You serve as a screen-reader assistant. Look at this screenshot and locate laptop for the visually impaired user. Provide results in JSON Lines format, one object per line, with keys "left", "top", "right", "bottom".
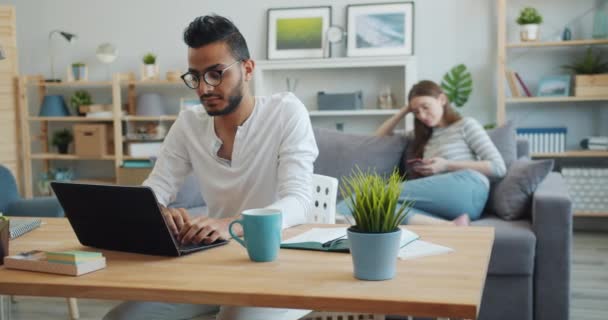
{"left": 50, "top": 182, "right": 228, "bottom": 256}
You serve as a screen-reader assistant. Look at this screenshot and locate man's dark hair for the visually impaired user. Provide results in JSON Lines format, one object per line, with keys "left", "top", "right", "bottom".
{"left": 183, "top": 15, "right": 250, "bottom": 60}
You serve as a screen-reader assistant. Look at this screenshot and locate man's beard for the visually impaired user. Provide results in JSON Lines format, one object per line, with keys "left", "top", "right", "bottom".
{"left": 201, "top": 74, "right": 244, "bottom": 117}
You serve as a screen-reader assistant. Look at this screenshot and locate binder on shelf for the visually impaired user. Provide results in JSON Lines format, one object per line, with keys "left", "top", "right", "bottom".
{"left": 505, "top": 70, "right": 521, "bottom": 97}
{"left": 516, "top": 127, "right": 567, "bottom": 154}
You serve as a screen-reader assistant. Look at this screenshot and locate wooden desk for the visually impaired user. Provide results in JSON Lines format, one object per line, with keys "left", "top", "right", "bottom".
{"left": 0, "top": 219, "right": 494, "bottom": 319}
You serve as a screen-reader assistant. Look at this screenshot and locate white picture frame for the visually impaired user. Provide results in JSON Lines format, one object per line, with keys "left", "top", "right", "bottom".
{"left": 347, "top": 2, "right": 414, "bottom": 57}
{"left": 267, "top": 6, "right": 332, "bottom": 60}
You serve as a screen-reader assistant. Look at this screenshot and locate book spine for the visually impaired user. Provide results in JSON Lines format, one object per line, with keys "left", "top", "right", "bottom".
{"left": 506, "top": 70, "right": 521, "bottom": 97}
{"left": 514, "top": 72, "right": 532, "bottom": 97}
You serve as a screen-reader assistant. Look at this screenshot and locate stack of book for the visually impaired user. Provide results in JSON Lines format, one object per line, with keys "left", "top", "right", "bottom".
{"left": 581, "top": 136, "right": 608, "bottom": 151}
{"left": 505, "top": 70, "right": 532, "bottom": 97}
{"left": 4, "top": 250, "right": 106, "bottom": 276}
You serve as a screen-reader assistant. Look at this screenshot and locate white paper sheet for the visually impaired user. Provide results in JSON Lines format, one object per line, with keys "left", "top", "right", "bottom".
{"left": 398, "top": 240, "right": 454, "bottom": 260}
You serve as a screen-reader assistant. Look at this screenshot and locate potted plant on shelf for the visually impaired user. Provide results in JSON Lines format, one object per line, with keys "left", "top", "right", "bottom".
{"left": 51, "top": 128, "right": 73, "bottom": 154}
{"left": 516, "top": 7, "right": 543, "bottom": 42}
{"left": 562, "top": 47, "right": 608, "bottom": 97}
{"left": 70, "top": 62, "right": 88, "bottom": 81}
{"left": 340, "top": 168, "right": 412, "bottom": 281}
{"left": 70, "top": 90, "right": 93, "bottom": 116}
{"left": 142, "top": 52, "right": 159, "bottom": 80}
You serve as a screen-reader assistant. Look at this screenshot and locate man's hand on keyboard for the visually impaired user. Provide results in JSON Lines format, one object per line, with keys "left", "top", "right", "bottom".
{"left": 160, "top": 206, "right": 191, "bottom": 236}
{"left": 178, "top": 216, "right": 240, "bottom": 245}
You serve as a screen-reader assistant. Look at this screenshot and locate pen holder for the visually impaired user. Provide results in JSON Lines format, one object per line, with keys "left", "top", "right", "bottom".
{"left": 0, "top": 218, "right": 9, "bottom": 265}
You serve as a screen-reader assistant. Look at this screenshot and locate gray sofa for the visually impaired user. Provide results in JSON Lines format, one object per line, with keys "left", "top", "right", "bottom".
{"left": 171, "top": 128, "right": 572, "bottom": 320}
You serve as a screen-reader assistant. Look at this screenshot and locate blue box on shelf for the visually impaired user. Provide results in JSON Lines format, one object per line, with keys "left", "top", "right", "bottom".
{"left": 317, "top": 91, "right": 363, "bottom": 111}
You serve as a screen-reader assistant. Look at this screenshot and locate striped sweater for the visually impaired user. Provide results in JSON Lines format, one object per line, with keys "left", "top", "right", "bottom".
{"left": 423, "top": 117, "right": 506, "bottom": 179}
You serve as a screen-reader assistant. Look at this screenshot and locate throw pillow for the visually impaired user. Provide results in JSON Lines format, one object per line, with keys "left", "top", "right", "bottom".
{"left": 491, "top": 158, "right": 554, "bottom": 220}
{"left": 487, "top": 121, "right": 517, "bottom": 169}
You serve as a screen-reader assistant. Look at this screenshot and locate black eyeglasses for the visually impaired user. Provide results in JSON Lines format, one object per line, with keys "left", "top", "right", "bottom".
{"left": 181, "top": 60, "right": 241, "bottom": 89}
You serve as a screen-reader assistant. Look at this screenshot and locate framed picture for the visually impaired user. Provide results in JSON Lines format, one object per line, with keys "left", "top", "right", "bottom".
{"left": 180, "top": 98, "right": 200, "bottom": 112}
{"left": 346, "top": 2, "right": 414, "bottom": 57}
{"left": 537, "top": 75, "right": 571, "bottom": 97}
{"left": 267, "top": 6, "right": 332, "bottom": 60}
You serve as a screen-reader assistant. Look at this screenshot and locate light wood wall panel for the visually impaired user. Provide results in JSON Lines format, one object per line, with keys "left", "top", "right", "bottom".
{"left": 0, "top": 5, "right": 21, "bottom": 192}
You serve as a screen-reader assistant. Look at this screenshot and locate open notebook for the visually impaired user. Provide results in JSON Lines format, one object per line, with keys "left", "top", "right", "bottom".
{"left": 281, "top": 227, "right": 453, "bottom": 259}
{"left": 9, "top": 218, "right": 42, "bottom": 240}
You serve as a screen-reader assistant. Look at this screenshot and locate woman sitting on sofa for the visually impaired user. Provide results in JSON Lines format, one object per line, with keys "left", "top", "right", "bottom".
{"left": 339, "top": 80, "right": 506, "bottom": 226}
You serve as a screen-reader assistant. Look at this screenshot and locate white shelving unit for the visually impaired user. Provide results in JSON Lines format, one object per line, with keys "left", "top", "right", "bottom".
{"left": 254, "top": 56, "right": 417, "bottom": 133}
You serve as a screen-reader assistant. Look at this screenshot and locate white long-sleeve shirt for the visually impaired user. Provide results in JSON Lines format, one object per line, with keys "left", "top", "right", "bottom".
{"left": 143, "top": 92, "right": 319, "bottom": 229}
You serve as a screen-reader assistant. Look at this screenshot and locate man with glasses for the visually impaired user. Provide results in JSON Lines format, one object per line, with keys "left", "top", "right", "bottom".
{"left": 103, "top": 14, "right": 318, "bottom": 320}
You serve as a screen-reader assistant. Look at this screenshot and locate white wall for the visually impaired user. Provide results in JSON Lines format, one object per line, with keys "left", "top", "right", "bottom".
{"left": 2, "top": 0, "right": 498, "bottom": 125}
{"left": 2, "top": 0, "right": 604, "bottom": 140}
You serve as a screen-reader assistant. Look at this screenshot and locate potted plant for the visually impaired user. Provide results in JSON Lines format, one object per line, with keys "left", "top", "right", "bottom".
{"left": 71, "top": 62, "right": 87, "bottom": 81}
{"left": 516, "top": 7, "right": 543, "bottom": 42}
{"left": 51, "top": 128, "right": 73, "bottom": 154}
{"left": 70, "top": 90, "right": 93, "bottom": 116}
{"left": 340, "top": 168, "right": 412, "bottom": 281}
{"left": 142, "top": 52, "right": 159, "bottom": 80}
{"left": 562, "top": 48, "right": 608, "bottom": 97}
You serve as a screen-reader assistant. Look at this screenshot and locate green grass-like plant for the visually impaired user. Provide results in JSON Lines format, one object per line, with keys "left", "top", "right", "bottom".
{"left": 516, "top": 7, "right": 543, "bottom": 25}
{"left": 71, "top": 62, "right": 85, "bottom": 67}
{"left": 441, "top": 64, "right": 473, "bottom": 108}
{"left": 562, "top": 48, "right": 608, "bottom": 75}
{"left": 70, "top": 90, "right": 93, "bottom": 114}
{"left": 143, "top": 53, "right": 157, "bottom": 65}
{"left": 339, "top": 168, "right": 412, "bottom": 233}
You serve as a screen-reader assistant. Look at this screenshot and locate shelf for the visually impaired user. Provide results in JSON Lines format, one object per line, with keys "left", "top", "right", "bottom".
{"left": 124, "top": 80, "right": 182, "bottom": 86}
{"left": 532, "top": 151, "right": 608, "bottom": 158}
{"left": 308, "top": 109, "right": 399, "bottom": 117}
{"left": 575, "top": 211, "right": 608, "bottom": 217}
{"left": 506, "top": 96, "right": 608, "bottom": 103}
{"left": 30, "top": 153, "right": 116, "bottom": 160}
{"left": 30, "top": 81, "right": 113, "bottom": 87}
{"left": 123, "top": 115, "right": 178, "bottom": 121}
{"left": 256, "top": 56, "right": 416, "bottom": 70}
{"left": 72, "top": 178, "right": 117, "bottom": 185}
{"left": 123, "top": 156, "right": 153, "bottom": 161}
{"left": 507, "top": 39, "right": 608, "bottom": 49}
{"left": 29, "top": 116, "right": 115, "bottom": 122}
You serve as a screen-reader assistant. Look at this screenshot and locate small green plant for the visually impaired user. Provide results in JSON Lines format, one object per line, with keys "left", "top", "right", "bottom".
{"left": 70, "top": 90, "right": 93, "bottom": 114}
{"left": 143, "top": 53, "right": 156, "bottom": 65}
{"left": 562, "top": 48, "right": 608, "bottom": 75}
{"left": 441, "top": 64, "right": 473, "bottom": 108}
{"left": 339, "top": 168, "right": 412, "bottom": 233}
{"left": 71, "top": 62, "right": 86, "bottom": 67}
{"left": 51, "top": 129, "right": 73, "bottom": 147}
{"left": 516, "top": 7, "right": 543, "bottom": 25}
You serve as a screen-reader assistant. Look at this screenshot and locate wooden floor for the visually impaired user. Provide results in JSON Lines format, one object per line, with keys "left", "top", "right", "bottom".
{"left": 3, "top": 231, "right": 608, "bottom": 320}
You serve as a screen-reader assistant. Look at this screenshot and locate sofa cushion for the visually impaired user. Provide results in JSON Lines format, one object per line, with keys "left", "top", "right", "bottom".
{"left": 491, "top": 158, "right": 554, "bottom": 220}
{"left": 313, "top": 128, "right": 407, "bottom": 191}
{"left": 487, "top": 121, "right": 517, "bottom": 169}
{"left": 472, "top": 216, "right": 536, "bottom": 275}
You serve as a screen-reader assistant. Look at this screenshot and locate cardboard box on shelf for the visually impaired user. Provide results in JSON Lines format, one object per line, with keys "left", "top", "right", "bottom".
{"left": 74, "top": 124, "right": 114, "bottom": 157}
{"left": 117, "top": 167, "right": 153, "bottom": 186}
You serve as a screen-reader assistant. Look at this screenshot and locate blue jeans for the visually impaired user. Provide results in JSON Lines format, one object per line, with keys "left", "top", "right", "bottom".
{"left": 337, "top": 169, "right": 490, "bottom": 223}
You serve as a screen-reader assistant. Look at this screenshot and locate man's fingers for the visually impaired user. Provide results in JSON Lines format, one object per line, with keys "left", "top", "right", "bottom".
{"left": 203, "top": 231, "right": 221, "bottom": 244}
{"left": 162, "top": 208, "right": 179, "bottom": 235}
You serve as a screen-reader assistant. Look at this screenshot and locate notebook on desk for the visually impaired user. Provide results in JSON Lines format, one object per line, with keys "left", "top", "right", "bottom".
{"left": 50, "top": 182, "right": 228, "bottom": 257}
{"left": 9, "top": 217, "right": 42, "bottom": 240}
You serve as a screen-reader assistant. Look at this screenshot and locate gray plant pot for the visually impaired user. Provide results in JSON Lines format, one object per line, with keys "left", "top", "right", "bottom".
{"left": 347, "top": 227, "right": 402, "bottom": 281}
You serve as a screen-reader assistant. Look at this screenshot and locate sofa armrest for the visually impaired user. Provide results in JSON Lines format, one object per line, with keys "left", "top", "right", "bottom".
{"left": 531, "top": 172, "right": 572, "bottom": 320}
{"left": 7, "top": 197, "right": 64, "bottom": 217}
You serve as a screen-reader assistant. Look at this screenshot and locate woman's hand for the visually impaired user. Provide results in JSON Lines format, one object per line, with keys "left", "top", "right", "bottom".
{"left": 414, "top": 157, "right": 449, "bottom": 176}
